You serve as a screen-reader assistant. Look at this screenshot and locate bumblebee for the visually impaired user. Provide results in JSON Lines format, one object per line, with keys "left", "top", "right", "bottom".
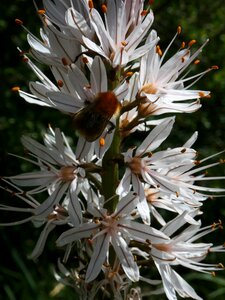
{"left": 73, "top": 92, "right": 120, "bottom": 142}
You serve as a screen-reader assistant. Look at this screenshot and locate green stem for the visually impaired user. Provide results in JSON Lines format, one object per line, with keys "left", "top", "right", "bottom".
{"left": 102, "top": 117, "right": 120, "bottom": 213}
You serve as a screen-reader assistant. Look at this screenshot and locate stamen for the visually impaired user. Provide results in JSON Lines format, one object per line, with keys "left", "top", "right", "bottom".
{"left": 101, "top": 4, "right": 107, "bottom": 13}
{"left": 125, "top": 71, "right": 133, "bottom": 78}
{"left": 121, "top": 41, "right": 127, "bottom": 47}
{"left": 211, "top": 65, "right": 219, "bottom": 70}
{"left": 99, "top": 137, "right": 105, "bottom": 147}
{"left": 156, "top": 45, "right": 162, "bottom": 56}
{"left": 37, "top": 9, "right": 46, "bottom": 15}
{"left": 177, "top": 25, "right": 182, "bottom": 35}
{"left": 82, "top": 56, "right": 89, "bottom": 64}
{"left": 194, "top": 59, "right": 200, "bottom": 65}
{"left": 181, "top": 41, "right": 186, "bottom": 49}
{"left": 11, "top": 86, "right": 20, "bottom": 92}
{"left": 88, "top": 0, "right": 94, "bottom": 9}
{"left": 141, "top": 10, "right": 149, "bottom": 16}
{"left": 57, "top": 80, "right": 64, "bottom": 88}
{"left": 62, "top": 57, "right": 69, "bottom": 66}
{"left": 22, "top": 56, "right": 29, "bottom": 63}
{"left": 15, "top": 18, "right": 23, "bottom": 25}
{"left": 188, "top": 39, "right": 197, "bottom": 47}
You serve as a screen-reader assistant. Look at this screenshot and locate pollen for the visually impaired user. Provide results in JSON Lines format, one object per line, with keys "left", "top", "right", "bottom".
{"left": 11, "top": 86, "right": 20, "bottom": 92}
{"left": 15, "top": 18, "right": 23, "bottom": 25}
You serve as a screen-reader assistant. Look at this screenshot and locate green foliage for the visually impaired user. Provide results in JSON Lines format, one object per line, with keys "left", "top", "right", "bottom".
{"left": 0, "top": 0, "right": 225, "bottom": 299}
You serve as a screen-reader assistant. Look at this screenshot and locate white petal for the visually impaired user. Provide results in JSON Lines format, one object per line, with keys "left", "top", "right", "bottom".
{"left": 9, "top": 171, "right": 56, "bottom": 187}
{"left": 136, "top": 117, "right": 175, "bottom": 156}
{"left": 57, "top": 223, "right": 99, "bottom": 247}
{"left": 114, "top": 192, "right": 138, "bottom": 217}
{"left": 85, "top": 233, "right": 110, "bottom": 282}
{"left": 126, "top": 221, "right": 169, "bottom": 243}
{"left": 68, "top": 182, "right": 82, "bottom": 226}
{"left": 90, "top": 56, "right": 108, "bottom": 93}
{"left": 46, "top": 91, "right": 82, "bottom": 113}
{"left": 29, "top": 221, "right": 56, "bottom": 260}
{"left": 34, "top": 183, "right": 69, "bottom": 218}
{"left": 111, "top": 235, "right": 139, "bottom": 282}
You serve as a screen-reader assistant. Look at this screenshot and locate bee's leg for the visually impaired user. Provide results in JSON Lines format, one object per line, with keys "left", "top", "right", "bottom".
{"left": 107, "top": 121, "right": 115, "bottom": 134}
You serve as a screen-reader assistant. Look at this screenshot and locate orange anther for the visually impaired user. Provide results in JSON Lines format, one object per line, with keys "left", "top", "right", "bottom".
{"left": 88, "top": 0, "right": 94, "bottom": 9}
{"left": 188, "top": 39, "right": 197, "bottom": 47}
{"left": 57, "top": 80, "right": 64, "bottom": 88}
{"left": 177, "top": 26, "right": 182, "bottom": 35}
{"left": 38, "top": 9, "right": 46, "bottom": 15}
{"left": 141, "top": 10, "right": 148, "bottom": 16}
{"left": 11, "top": 86, "right": 21, "bottom": 92}
{"left": 194, "top": 59, "right": 200, "bottom": 65}
{"left": 101, "top": 4, "right": 107, "bottom": 13}
{"left": 15, "top": 18, "right": 23, "bottom": 25}
{"left": 156, "top": 45, "right": 162, "bottom": 56}
{"left": 99, "top": 137, "right": 105, "bottom": 147}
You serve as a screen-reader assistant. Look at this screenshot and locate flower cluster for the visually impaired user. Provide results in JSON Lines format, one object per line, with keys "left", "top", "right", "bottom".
{"left": 1, "top": 1, "right": 225, "bottom": 299}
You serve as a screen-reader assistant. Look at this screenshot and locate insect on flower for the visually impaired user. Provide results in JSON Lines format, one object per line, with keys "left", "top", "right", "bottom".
{"left": 73, "top": 91, "right": 121, "bottom": 142}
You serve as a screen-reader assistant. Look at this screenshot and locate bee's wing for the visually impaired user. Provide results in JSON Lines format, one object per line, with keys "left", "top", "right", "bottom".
{"left": 73, "top": 105, "right": 109, "bottom": 142}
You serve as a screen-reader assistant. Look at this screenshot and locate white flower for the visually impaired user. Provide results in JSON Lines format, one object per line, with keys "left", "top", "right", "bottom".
{"left": 57, "top": 192, "right": 169, "bottom": 283}
{"left": 138, "top": 29, "right": 213, "bottom": 115}
{"left": 150, "top": 212, "right": 225, "bottom": 300}
{"left": 117, "top": 117, "right": 225, "bottom": 223}
{"left": 18, "top": 53, "right": 128, "bottom": 156}
{"left": 6, "top": 127, "right": 88, "bottom": 225}
{"left": 82, "top": 0, "right": 157, "bottom": 67}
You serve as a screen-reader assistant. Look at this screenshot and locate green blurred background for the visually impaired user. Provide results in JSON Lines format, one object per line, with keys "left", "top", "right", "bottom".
{"left": 0, "top": 0, "right": 225, "bottom": 299}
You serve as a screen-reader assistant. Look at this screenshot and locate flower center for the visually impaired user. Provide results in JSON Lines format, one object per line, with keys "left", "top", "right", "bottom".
{"left": 128, "top": 157, "right": 142, "bottom": 175}
{"left": 59, "top": 166, "right": 76, "bottom": 182}
{"left": 141, "top": 83, "right": 157, "bottom": 94}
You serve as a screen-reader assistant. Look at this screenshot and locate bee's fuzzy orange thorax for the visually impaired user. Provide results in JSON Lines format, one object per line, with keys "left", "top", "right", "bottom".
{"left": 94, "top": 92, "right": 120, "bottom": 117}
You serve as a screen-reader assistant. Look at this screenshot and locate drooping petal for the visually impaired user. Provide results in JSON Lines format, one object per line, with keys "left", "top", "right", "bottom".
{"left": 136, "top": 117, "right": 175, "bottom": 156}
{"left": 85, "top": 233, "right": 110, "bottom": 282}
{"left": 111, "top": 235, "right": 139, "bottom": 282}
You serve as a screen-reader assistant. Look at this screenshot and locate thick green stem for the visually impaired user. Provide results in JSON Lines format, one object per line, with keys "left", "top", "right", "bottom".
{"left": 102, "top": 117, "right": 120, "bottom": 213}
